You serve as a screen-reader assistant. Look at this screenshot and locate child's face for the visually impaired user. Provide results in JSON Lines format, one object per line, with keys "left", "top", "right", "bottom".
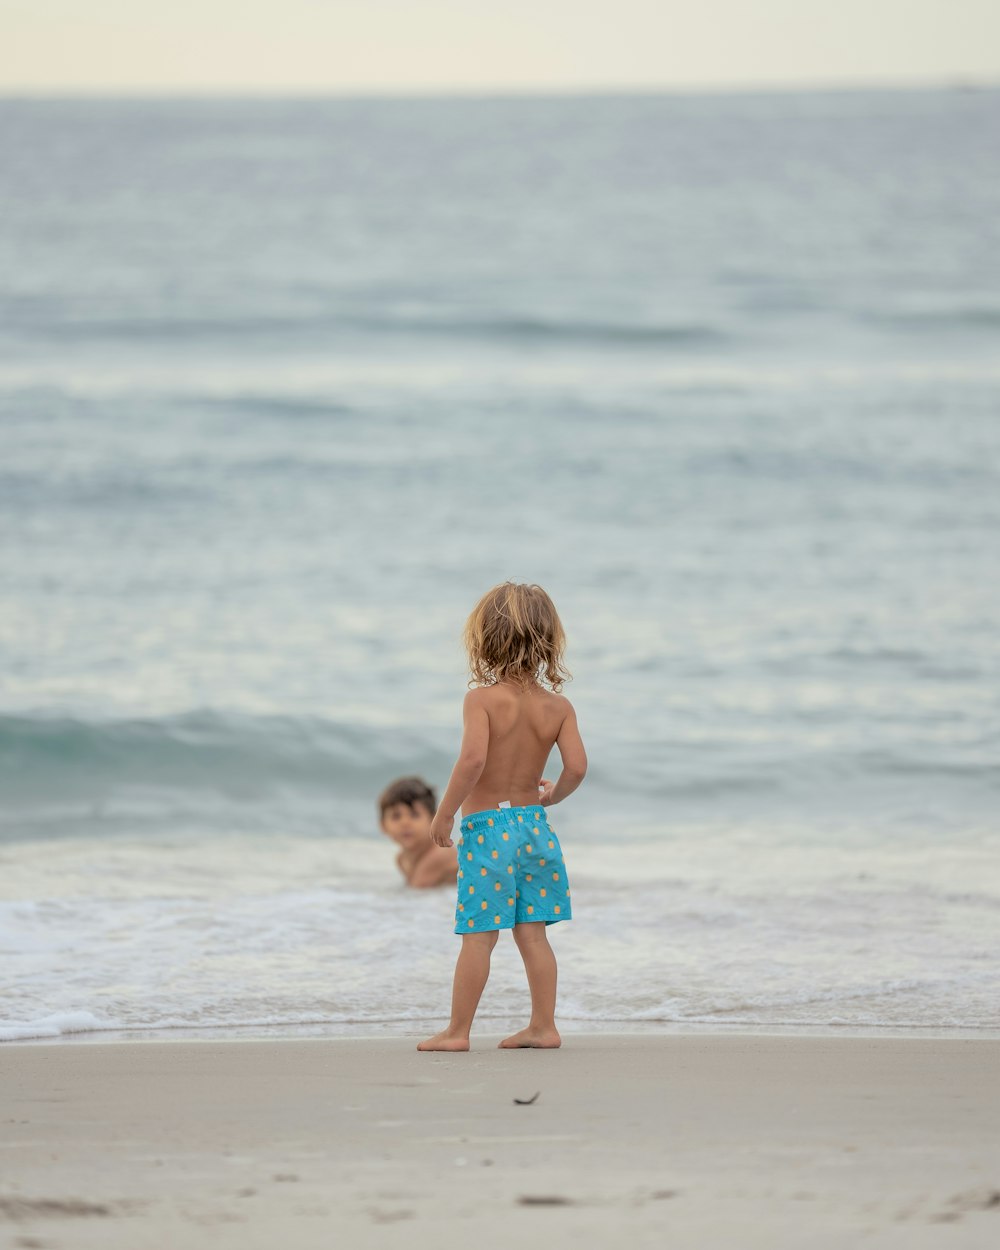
{"left": 380, "top": 801, "right": 433, "bottom": 849}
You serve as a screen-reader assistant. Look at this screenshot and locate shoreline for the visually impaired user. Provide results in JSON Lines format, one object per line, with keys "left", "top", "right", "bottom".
{"left": 6, "top": 1017, "right": 1000, "bottom": 1046}
{"left": 3, "top": 1034, "right": 998, "bottom": 1247}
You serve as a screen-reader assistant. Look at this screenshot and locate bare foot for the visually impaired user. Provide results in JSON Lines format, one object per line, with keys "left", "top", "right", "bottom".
{"left": 498, "top": 1026, "right": 562, "bottom": 1049}
{"left": 417, "top": 1031, "right": 470, "bottom": 1052}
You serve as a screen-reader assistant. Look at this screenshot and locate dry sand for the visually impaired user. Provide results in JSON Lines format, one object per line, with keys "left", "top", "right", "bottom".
{"left": 1, "top": 1034, "right": 998, "bottom": 1248}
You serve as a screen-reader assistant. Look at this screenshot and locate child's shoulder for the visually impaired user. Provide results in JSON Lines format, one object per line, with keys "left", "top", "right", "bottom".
{"left": 466, "top": 682, "right": 573, "bottom": 713}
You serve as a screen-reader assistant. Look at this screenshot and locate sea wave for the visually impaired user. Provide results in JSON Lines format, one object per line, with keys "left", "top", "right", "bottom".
{"left": 0, "top": 710, "right": 448, "bottom": 812}
{"left": 869, "top": 305, "right": 1000, "bottom": 332}
{"left": 2, "top": 709, "right": 998, "bottom": 836}
{"left": 0, "top": 306, "right": 726, "bottom": 350}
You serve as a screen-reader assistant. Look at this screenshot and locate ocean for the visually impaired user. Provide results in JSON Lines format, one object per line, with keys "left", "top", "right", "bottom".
{"left": 1, "top": 89, "right": 998, "bottom": 1042}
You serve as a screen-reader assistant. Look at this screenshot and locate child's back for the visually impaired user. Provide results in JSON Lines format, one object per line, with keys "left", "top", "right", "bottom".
{"left": 462, "top": 682, "right": 579, "bottom": 814}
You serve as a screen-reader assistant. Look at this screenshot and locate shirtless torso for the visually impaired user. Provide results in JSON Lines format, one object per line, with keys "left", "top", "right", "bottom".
{"left": 430, "top": 674, "right": 586, "bottom": 842}
{"left": 461, "top": 681, "right": 574, "bottom": 813}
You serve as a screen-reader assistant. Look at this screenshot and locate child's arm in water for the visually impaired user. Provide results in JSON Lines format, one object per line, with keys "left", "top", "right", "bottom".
{"left": 538, "top": 701, "right": 588, "bottom": 807}
{"left": 395, "top": 849, "right": 417, "bottom": 882}
{"left": 429, "top": 690, "right": 490, "bottom": 848}
{"left": 406, "top": 844, "right": 458, "bottom": 888}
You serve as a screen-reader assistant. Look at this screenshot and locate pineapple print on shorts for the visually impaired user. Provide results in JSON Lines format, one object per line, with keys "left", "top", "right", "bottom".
{"left": 453, "top": 803, "right": 571, "bottom": 934}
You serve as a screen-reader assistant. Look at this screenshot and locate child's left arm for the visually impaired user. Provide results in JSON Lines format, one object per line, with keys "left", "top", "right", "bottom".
{"left": 429, "top": 690, "right": 490, "bottom": 848}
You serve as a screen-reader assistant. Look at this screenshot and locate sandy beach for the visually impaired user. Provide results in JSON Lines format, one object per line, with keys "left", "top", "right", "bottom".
{"left": 1, "top": 1033, "right": 997, "bottom": 1248}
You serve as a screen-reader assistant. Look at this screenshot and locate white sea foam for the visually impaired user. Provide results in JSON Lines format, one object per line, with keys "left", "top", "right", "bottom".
{"left": 0, "top": 1011, "right": 123, "bottom": 1042}
{"left": 2, "top": 830, "right": 998, "bottom": 1042}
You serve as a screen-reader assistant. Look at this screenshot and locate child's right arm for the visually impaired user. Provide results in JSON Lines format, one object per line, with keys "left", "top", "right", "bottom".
{"left": 539, "top": 703, "right": 587, "bottom": 807}
{"left": 429, "top": 690, "right": 490, "bottom": 847}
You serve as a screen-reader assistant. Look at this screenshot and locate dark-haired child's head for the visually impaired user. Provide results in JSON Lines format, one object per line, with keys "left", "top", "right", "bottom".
{"left": 378, "top": 775, "right": 437, "bottom": 850}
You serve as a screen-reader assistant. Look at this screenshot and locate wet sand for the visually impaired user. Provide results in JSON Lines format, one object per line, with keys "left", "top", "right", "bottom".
{"left": 1, "top": 1034, "right": 998, "bottom": 1248}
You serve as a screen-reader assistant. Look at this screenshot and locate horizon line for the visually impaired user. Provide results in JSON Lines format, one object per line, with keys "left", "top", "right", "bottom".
{"left": 1, "top": 75, "right": 998, "bottom": 102}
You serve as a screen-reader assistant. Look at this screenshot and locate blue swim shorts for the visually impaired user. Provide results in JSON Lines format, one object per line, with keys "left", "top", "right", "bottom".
{"left": 454, "top": 805, "right": 572, "bottom": 934}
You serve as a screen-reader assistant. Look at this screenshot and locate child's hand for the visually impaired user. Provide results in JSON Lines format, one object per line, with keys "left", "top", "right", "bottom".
{"left": 430, "top": 811, "right": 455, "bottom": 848}
{"left": 538, "top": 778, "right": 556, "bottom": 806}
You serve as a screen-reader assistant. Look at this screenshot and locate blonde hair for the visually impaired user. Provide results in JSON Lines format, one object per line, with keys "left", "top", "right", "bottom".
{"left": 464, "top": 582, "right": 570, "bottom": 691}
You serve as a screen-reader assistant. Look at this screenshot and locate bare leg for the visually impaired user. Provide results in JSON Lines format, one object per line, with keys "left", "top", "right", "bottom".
{"left": 418, "top": 930, "right": 499, "bottom": 1051}
{"left": 499, "top": 922, "right": 561, "bottom": 1049}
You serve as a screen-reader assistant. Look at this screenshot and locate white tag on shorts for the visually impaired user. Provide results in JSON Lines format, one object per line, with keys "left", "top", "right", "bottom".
{"left": 498, "top": 800, "right": 512, "bottom": 809}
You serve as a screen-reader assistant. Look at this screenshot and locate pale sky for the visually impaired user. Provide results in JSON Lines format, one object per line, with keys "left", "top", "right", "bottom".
{"left": 2, "top": 0, "right": 999, "bottom": 93}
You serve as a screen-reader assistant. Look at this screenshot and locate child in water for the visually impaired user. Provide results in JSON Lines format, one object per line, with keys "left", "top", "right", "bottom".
{"left": 378, "top": 776, "right": 458, "bottom": 888}
{"left": 418, "top": 582, "right": 587, "bottom": 1052}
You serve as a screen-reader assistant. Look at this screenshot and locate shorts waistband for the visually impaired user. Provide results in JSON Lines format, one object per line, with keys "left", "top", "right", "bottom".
{"left": 461, "top": 804, "right": 549, "bottom": 830}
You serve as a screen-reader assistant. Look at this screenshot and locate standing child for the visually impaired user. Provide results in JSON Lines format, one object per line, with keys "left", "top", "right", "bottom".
{"left": 417, "top": 582, "right": 587, "bottom": 1052}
